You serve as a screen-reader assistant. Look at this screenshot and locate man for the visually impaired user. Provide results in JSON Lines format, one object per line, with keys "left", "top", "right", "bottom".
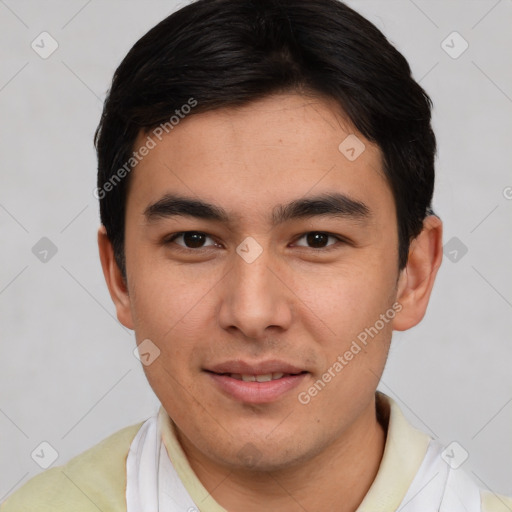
{"left": 2, "top": 0, "right": 510, "bottom": 510}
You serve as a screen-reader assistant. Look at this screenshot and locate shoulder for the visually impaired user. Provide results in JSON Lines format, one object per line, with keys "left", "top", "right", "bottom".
{"left": 1, "top": 421, "right": 144, "bottom": 512}
{"left": 481, "top": 490, "right": 512, "bottom": 512}
{"left": 434, "top": 448, "right": 512, "bottom": 512}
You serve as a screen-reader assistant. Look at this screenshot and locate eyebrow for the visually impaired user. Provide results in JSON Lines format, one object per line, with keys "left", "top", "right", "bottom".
{"left": 144, "top": 192, "right": 371, "bottom": 225}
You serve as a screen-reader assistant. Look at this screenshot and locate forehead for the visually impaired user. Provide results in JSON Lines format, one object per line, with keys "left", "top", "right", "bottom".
{"left": 126, "top": 93, "right": 393, "bottom": 224}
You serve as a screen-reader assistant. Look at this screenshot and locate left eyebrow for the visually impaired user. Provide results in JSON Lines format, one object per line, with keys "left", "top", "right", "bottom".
{"left": 271, "top": 192, "right": 371, "bottom": 224}
{"left": 143, "top": 192, "right": 371, "bottom": 225}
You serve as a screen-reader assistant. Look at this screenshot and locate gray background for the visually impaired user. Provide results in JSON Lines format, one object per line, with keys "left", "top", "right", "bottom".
{"left": 1, "top": 0, "right": 511, "bottom": 502}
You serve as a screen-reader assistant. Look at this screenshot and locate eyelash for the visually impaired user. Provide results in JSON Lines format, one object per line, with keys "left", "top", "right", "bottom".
{"left": 162, "top": 231, "right": 349, "bottom": 252}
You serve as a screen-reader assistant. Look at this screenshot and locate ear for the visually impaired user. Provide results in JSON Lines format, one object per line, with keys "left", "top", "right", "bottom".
{"left": 97, "top": 226, "right": 134, "bottom": 330}
{"left": 393, "top": 215, "right": 443, "bottom": 331}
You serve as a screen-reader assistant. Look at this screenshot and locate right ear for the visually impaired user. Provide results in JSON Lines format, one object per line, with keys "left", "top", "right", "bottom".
{"left": 97, "top": 226, "right": 134, "bottom": 330}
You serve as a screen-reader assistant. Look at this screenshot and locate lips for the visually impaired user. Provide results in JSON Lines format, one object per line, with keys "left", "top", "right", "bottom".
{"left": 204, "top": 360, "right": 308, "bottom": 403}
{"left": 206, "top": 359, "right": 305, "bottom": 376}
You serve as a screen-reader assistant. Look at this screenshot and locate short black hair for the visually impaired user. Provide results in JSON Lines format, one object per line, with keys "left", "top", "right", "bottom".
{"left": 95, "top": 0, "right": 437, "bottom": 278}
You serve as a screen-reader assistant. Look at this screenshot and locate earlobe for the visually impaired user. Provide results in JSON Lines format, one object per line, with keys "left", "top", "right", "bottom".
{"left": 393, "top": 215, "right": 443, "bottom": 331}
{"left": 97, "top": 226, "right": 134, "bottom": 330}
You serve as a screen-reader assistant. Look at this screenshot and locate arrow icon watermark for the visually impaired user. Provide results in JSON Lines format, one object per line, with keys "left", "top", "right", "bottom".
{"left": 133, "top": 339, "right": 161, "bottom": 366}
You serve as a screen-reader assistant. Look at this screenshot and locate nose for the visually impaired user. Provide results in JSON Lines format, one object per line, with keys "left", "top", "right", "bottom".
{"left": 217, "top": 242, "right": 293, "bottom": 341}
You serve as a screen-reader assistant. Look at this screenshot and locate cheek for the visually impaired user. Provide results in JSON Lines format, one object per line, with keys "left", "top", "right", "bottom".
{"left": 128, "top": 263, "right": 221, "bottom": 386}
{"left": 292, "top": 259, "right": 397, "bottom": 409}
{"left": 127, "top": 244, "right": 213, "bottom": 335}
{"left": 293, "top": 259, "right": 397, "bottom": 338}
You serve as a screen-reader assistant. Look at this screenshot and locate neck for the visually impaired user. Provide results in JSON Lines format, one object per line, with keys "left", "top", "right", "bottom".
{"left": 177, "top": 394, "right": 388, "bottom": 512}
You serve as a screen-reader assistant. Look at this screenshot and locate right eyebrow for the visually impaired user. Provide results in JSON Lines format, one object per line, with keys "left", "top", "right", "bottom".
{"left": 144, "top": 194, "right": 230, "bottom": 223}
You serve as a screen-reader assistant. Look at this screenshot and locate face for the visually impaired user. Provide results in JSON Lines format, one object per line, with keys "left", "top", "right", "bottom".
{"left": 112, "top": 93, "right": 411, "bottom": 471}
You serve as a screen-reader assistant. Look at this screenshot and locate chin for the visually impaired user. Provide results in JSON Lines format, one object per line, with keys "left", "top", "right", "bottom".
{"left": 209, "top": 434, "right": 320, "bottom": 474}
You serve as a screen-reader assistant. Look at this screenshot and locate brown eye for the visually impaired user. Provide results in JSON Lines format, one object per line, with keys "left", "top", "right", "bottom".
{"left": 166, "top": 231, "right": 217, "bottom": 249}
{"left": 294, "top": 232, "right": 340, "bottom": 249}
{"left": 182, "top": 232, "right": 207, "bottom": 248}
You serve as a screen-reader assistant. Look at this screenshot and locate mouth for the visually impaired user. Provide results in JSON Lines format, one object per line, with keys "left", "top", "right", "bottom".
{"left": 204, "top": 360, "right": 309, "bottom": 403}
{"left": 213, "top": 372, "right": 304, "bottom": 382}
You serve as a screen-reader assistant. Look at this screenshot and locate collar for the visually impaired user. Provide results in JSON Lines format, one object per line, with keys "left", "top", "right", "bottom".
{"left": 356, "top": 391, "right": 431, "bottom": 511}
{"left": 158, "top": 391, "right": 431, "bottom": 511}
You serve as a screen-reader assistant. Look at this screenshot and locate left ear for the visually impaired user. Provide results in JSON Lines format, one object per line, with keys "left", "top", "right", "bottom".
{"left": 393, "top": 215, "right": 443, "bottom": 331}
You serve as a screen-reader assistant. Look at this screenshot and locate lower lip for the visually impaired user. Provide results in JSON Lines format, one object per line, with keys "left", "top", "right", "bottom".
{"left": 206, "top": 372, "right": 308, "bottom": 404}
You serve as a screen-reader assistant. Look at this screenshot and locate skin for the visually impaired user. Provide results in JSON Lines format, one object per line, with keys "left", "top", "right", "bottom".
{"left": 99, "top": 93, "right": 443, "bottom": 511}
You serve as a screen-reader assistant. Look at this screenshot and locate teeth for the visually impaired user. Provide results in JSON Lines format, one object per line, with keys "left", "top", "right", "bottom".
{"left": 228, "top": 372, "right": 287, "bottom": 381}
{"left": 255, "top": 374, "right": 273, "bottom": 382}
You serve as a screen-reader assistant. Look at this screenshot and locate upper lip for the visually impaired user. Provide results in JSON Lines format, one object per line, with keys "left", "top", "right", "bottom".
{"left": 205, "top": 359, "right": 306, "bottom": 375}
